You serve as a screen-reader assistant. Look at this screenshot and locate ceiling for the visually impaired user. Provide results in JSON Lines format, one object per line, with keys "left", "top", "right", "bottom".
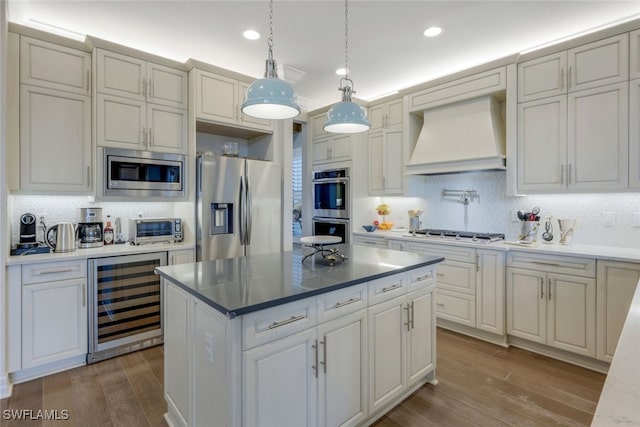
{"left": 7, "top": 1, "right": 640, "bottom": 111}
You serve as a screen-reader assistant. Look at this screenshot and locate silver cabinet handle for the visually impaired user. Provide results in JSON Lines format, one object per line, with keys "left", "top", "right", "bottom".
{"left": 436, "top": 302, "right": 445, "bottom": 308}
{"left": 561, "top": 164, "right": 565, "bottom": 185}
{"left": 560, "top": 68, "right": 565, "bottom": 90}
{"left": 532, "top": 261, "right": 561, "bottom": 267}
{"left": 36, "top": 267, "right": 74, "bottom": 275}
{"left": 86, "top": 69, "right": 90, "bottom": 93}
{"left": 436, "top": 273, "right": 445, "bottom": 278}
{"left": 404, "top": 303, "right": 411, "bottom": 331}
{"left": 334, "top": 298, "right": 360, "bottom": 309}
{"left": 142, "top": 77, "right": 146, "bottom": 97}
{"left": 476, "top": 253, "right": 480, "bottom": 272}
{"left": 410, "top": 301, "right": 415, "bottom": 330}
{"left": 268, "top": 315, "right": 306, "bottom": 329}
{"left": 235, "top": 104, "right": 238, "bottom": 120}
{"left": 148, "top": 128, "right": 153, "bottom": 147}
{"left": 82, "top": 282, "right": 86, "bottom": 307}
{"left": 312, "top": 339, "right": 319, "bottom": 378}
{"left": 142, "top": 127, "right": 147, "bottom": 145}
{"left": 568, "top": 164, "right": 572, "bottom": 185}
{"left": 568, "top": 66, "right": 572, "bottom": 88}
{"left": 320, "top": 338, "right": 327, "bottom": 374}
{"left": 149, "top": 78, "right": 153, "bottom": 98}
{"left": 87, "top": 166, "right": 91, "bottom": 188}
{"left": 548, "top": 278, "right": 552, "bottom": 301}
{"left": 412, "top": 273, "right": 433, "bottom": 283}
{"left": 540, "top": 277, "right": 544, "bottom": 299}
{"left": 382, "top": 283, "right": 402, "bottom": 293}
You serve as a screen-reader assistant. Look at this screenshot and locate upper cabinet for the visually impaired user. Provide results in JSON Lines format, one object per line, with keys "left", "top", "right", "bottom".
{"left": 15, "top": 35, "right": 92, "bottom": 194}
{"left": 517, "top": 34, "right": 630, "bottom": 192}
{"left": 194, "top": 69, "right": 272, "bottom": 132}
{"left": 629, "top": 30, "right": 640, "bottom": 189}
{"left": 369, "top": 98, "right": 403, "bottom": 132}
{"left": 368, "top": 98, "right": 404, "bottom": 195}
{"left": 95, "top": 49, "right": 188, "bottom": 154}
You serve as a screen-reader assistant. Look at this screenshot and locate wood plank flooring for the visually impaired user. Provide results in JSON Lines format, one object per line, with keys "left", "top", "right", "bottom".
{"left": 1, "top": 329, "right": 605, "bottom": 426}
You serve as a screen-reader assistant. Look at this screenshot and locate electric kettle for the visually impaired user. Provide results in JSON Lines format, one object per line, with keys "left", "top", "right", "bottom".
{"left": 46, "top": 222, "right": 77, "bottom": 253}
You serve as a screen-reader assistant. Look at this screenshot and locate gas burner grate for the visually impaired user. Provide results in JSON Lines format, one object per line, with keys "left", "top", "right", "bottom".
{"left": 416, "top": 229, "right": 505, "bottom": 243}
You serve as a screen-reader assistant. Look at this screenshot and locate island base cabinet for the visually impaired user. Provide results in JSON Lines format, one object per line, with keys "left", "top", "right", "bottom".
{"left": 407, "top": 288, "right": 435, "bottom": 388}
{"left": 164, "top": 283, "right": 190, "bottom": 427}
{"left": 243, "top": 328, "right": 318, "bottom": 427}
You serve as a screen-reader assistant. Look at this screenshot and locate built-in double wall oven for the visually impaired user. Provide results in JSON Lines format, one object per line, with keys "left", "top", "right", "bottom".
{"left": 312, "top": 167, "right": 350, "bottom": 243}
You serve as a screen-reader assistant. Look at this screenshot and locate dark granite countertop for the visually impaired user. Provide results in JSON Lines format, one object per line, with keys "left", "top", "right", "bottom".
{"left": 155, "top": 244, "right": 443, "bottom": 318}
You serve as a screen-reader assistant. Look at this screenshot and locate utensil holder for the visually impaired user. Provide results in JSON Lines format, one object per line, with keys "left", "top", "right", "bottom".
{"left": 519, "top": 221, "right": 539, "bottom": 243}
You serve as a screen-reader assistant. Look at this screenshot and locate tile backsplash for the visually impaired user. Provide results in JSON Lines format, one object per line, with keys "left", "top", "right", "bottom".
{"left": 355, "top": 171, "right": 640, "bottom": 249}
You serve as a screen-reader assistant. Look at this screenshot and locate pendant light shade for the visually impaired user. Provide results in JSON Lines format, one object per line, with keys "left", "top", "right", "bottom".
{"left": 324, "top": 82, "right": 370, "bottom": 133}
{"left": 241, "top": 0, "right": 300, "bottom": 120}
{"left": 324, "top": 0, "right": 370, "bottom": 134}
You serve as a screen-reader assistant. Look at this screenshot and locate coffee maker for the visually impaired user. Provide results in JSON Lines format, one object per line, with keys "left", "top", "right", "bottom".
{"left": 77, "top": 207, "right": 104, "bottom": 248}
{"left": 18, "top": 213, "right": 38, "bottom": 249}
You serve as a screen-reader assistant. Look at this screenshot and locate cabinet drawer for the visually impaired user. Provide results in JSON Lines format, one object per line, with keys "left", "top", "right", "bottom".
{"left": 435, "top": 261, "right": 476, "bottom": 295}
{"left": 368, "top": 272, "right": 407, "bottom": 306}
{"left": 507, "top": 251, "right": 595, "bottom": 278}
{"left": 317, "top": 283, "right": 368, "bottom": 324}
{"left": 22, "top": 260, "right": 87, "bottom": 285}
{"left": 435, "top": 290, "right": 475, "bottom": 327}
{"left": 353, "top": 235, "right": 387, "bottom": 248}
{"left": 242, "top": 297, "right": 317, "bottom": 350}
{"left": 405, "top": 242, "right": 476, "bottom": 263}
{"left": 407, "top": 265, "right": 436, "bottom": 293}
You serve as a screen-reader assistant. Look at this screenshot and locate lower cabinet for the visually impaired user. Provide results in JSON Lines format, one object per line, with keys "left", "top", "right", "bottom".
{"left": 169, "top": 248, "right": 195, "bottom": 265}
{"left": 507, "top": 267, "right": 596, "bottom": 357}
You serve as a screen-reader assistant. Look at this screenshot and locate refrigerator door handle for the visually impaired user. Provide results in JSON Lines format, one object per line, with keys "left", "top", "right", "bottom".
{"left": 197, "top": 157, "right": 202, "bottom": 194}
{"left": 239, "top": 176, "right": 245, "bottom": 245}
{"left": 246, "top": 176, "right": 252, "bottom": 245}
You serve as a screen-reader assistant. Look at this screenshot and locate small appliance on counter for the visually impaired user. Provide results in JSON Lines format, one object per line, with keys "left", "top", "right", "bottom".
{"left": 77, "top": 207, "right": 104, "bottom": 248}
{"left": 10, "top": 212, "right": 51, "bottom": 255}
{"left": 45, "top": 222, "right": 77, "bottom": 253}
{"left": 128, "top": 218, "right": 183, "bottom": 245}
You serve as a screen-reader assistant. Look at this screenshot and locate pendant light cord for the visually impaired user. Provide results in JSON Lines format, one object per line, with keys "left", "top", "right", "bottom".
{"left": 268, "top": 0, "right": 274, "bottom": 60}
{"left": 344, "top": 0, "right": 349, "bottom": 79}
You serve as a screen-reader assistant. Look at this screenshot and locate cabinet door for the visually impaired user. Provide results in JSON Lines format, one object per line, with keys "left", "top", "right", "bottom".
{"left": 169, "top": 249, "right": 195, "bottom": 265}
{"left": 517, "top": 51, "right": 567, "bottom": 102}
{"left": 195, "top": 70, "right": 238, "bottom": 124}
{"left": 383, "top": 129, "right": 404, "bottom": 193}
{"left": 517, "top": 95, "right": 567, "bottom": 192}
{"left": 387, "top": 240, "right": 405, "bottom": 251}
{"left": 386, "top": 99, "right": 404, "bottom": 128}
{"left": 476, "top": 250, "right": 506, "bottom": 336}
{"left": 368, "top": 104, "right": 385, "bottom": 131}
{"left": 368, "top": 295, "right": 406, "bottom": 414}
{"left": 630, "top": 79, "right": 640, "bottom": 189}
{"left": 568, "top": 34, "right": 628, "bottom": 92}
{"left": 631, "top": 29, "right": 640, "bottom": 80}
{"left": 435, "top": 289, "right": 475, "bottom": 327}
{"left": 96, "top": 49, "right": 146, "bottom": 100}
{"left": 147, "top": 104, "right": 188, "bottom": 154}
{"left": 547, "top": 274, "right": 596, "bottom": 357}
{"left": 317, "top": 310, "right": 367, "bottom": 427}
{"left": 596, "top": 261, "right": 640, "bottom": 362}
{"left": 164, "top": 282, "right": 190, "bottom": 427}
{"left": 20, "top": 36, "right": 90, "bottom": 95}
{"left": 407, "top": 288, "right": 434, "bottom": 388}
{"left": 368, "top": 132, "right": 384, "bottom": 192}
{"left": 506, "top": 268, "right": 546, "bottom": 344}
{"left": 147, "top": 62, "right": 188, "bottom": 109}
{"left": 313, "top": 138, "right": 331, "bottom": 164}
{"left": 239, "top": 81, "right": 273, "bottom": 131}
{"left": 567, "top": 82, "right": 628, "bottom": 190}
{"left": 311, "top": 113, "right": 328, "bottom": 139}
{"left": 96, "top": 93, "right": 146, "bottom": 149}
{"left": 244, "top": 328, "right": 318, "bottom": 427}
{"left": 331, "top": 134, "right": 352, "bottom": 162}
{"left": 20, "top": 85, "right": 91, "bottom": 193}
{"left": 22, "top": 278, "right": 87, "bottom": 369}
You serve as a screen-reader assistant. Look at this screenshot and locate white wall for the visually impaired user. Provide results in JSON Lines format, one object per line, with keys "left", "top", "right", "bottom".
{"left": 1, "top": 0, "right": 10, "bottom": 398}
{"left": 355, "top": 171, "right": 640, "bottom": 249}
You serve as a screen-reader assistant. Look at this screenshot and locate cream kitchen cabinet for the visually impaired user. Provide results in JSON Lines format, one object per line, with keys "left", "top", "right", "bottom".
{"left": 353, "top": 234, "right": 387, "bottom": 248}
{"left": 313, "top": 134, "right": 352, "bottom": 165}
{"left": 169, "top": 248, "right": 195, "bottom": 265}
{"left": 631, "top": 29, "right": 640, "bottom": 80}
{"left": 96, "top": 49, "right": 187, "bottom": 109}
{"left": 596, "top": 260, "right": 640, "bottom": 362}
{"left": 506, "top": 252, "right": 596, "bottom": 358}
{"left": 517, "top": 34, "right": 628, "bottom": 103}
{"left": 194, "top": 69, "right": 272, "bottom": 132}
{"left": 629, "top": 79, "right": 640, "bottom": 189}
{"left": 518, "top": 82, "right": 628, "bottom": 192}
{"left": 368, "top": 128, "right": 404, "bottom": 195}
{"left": 311, "top": 112, "right": 329, "bottom": 139}
{"left": 21, "top": 260, "right": 88, "bottom": 370}
{"left": 368, "top": 98, "right": 403, "bottom": 132}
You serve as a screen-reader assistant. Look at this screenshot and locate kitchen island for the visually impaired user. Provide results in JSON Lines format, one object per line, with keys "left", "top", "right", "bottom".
{"left": 155, "top": 244, "right": 443, "bottom": 427}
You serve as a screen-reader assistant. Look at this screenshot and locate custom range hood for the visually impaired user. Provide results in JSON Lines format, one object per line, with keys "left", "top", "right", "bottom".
{"left": 406, "top": 96, "right": 506, "bottom": 175}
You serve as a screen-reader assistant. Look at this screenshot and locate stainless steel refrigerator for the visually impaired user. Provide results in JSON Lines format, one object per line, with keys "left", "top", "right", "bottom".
{"left": 196, "top": 153, "right": 282, "bottom": 261}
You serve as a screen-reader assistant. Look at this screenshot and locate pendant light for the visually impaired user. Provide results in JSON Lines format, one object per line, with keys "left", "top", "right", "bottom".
{"left": 324, "top": 0, "right": 370, "bottom": 133}
{"left": 241, "top": 0, "right": 300, "bottom": 120}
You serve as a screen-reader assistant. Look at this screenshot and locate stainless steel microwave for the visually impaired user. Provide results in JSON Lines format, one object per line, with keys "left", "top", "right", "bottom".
{"left": 98, "top": 147, "right": 186, "bottom": 198}
{"left": 128, "top": 218, "right": 183, "bottom": 245}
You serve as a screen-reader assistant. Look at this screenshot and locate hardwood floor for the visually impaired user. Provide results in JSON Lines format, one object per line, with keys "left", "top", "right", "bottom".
{"left": 1, "top": 329, "right": 605, "bottom": 426}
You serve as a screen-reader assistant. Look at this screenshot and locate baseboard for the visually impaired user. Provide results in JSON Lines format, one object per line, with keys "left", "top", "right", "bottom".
{"left": 10, "top": 355, "right": 86, "bottom": 384}
{"left": 0, "top": 374, "right": 13, "bottom": 399}
{"left": 437, "top": 319, "right": 508, "bottom": 347}
{"left": 508, "top": 336, "right": 610, "bottom": 374}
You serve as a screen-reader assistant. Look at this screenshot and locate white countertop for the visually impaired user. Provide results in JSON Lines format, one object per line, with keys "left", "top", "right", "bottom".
{"left": 6, "top": 241, "right": 195, "bottom": 266}
{"left": 353, "top": 230, "right": 640, "bottom": 263}
{"left": 592, "top": 276, "right": 640, "bottom": 426}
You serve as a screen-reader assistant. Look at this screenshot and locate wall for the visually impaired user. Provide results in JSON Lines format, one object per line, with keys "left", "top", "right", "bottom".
{"left": 354, "top": 171, "right": 640, "bottom": 249}
{"left": 1, "top": 0, "right": 10, "bottom": 399}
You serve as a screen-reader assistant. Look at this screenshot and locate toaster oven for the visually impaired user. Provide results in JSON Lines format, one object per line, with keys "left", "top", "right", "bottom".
{"left": 128, "top": 218, "right": 183, "bottom": 245}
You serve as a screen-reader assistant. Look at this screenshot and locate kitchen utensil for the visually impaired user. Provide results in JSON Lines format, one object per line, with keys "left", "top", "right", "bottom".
{"left": 45, "top": 222, "right": 76, "bottom": 253}
{"left": 542, "top": 216, "right": 554, "bottom": 242}
{"left": 558, "top": 219, "right": 577, "bottom": 245}
{"left": 518, "top": 220, "right": 539, "bottom": 243}
{"left": 18, "top": 213, "right": 38, "bottom": 249}
{"left": 517, "top": 210, "right": 525, "bottom": 221}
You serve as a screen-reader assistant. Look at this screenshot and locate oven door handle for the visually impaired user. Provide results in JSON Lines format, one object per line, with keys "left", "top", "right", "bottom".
{"left": 313, "top": 178, "right": 349, "bottom": 184}
{"left": 312, "top": 217, "right": 351, "bottom": 224}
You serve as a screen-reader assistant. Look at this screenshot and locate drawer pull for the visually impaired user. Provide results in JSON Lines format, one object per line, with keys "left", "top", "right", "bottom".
{"left": 334, "top": 298, "right": 360, "bottom": 309}
{"left": 312, "top": 339, "right": 319, "bottom": 378}
{"left": 436, "top": 273, "right": 445, "bottom": 277}
{"left": 268, "top": 315, "right": 306, "bottom": 329}
{"left": 532, "top": 261, "right": 561, "bottom": 267}
{"left": 412, "top": 273, "right": 433, "bottom": 283}
{"left": 404, "top": 303, "right": 411, "bottom": 331}
{"left": 382, "top": 284, "right": 402, "bottom": 293}
{"left": 436, "top": 302, "right": 445, "bottom": 308}
{"left": 35, "top": 267, "right": 75, "bottom": 275}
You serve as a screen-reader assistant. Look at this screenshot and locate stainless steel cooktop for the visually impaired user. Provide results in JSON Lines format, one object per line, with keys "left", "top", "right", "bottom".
{"left": 414, "top": 229, "right": 505, "bottom": 243}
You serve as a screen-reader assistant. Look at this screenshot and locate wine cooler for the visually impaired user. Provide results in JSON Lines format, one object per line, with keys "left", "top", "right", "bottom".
{"left": 87, "top": 252, "right": 166, "bottom": 363}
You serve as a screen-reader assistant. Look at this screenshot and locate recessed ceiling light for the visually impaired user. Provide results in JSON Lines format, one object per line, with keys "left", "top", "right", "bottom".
{"left": 335, "top": 68, "right": 349, "bottom": 76}
{"left": 243, "top": 30, "right": 260, "bottom": 40}
{"left": 423, "top": 27, "right": 442, "bottom": 37}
